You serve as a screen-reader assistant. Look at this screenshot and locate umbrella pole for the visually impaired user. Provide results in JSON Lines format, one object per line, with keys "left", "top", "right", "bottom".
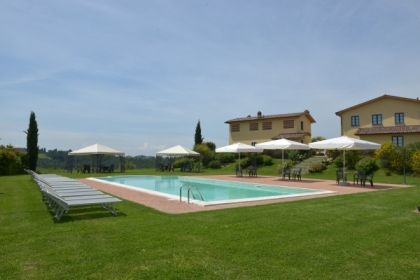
{"left": 342, "top": 150, "right": 349, "bottom": 185}
{"left": 282, "top": 150, "right": 284, "bottom": 175}
{"left": 343, "top": 150, "right": 346, "bottom": 179}
{"left": 237, "top": 152, "right": 242, "bottom": 177}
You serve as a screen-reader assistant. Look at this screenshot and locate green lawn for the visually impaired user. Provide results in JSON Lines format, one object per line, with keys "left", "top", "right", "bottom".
{"left": 1, "top": 165, "right": 420, "bottom": 279}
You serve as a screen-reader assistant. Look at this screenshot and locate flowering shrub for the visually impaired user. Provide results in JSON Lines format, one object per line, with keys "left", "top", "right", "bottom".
{"left": 322, "top": 158, "right": 333, "bottom": 164}
{"left": 374, "top": 141, "right": 403, "bottom": 172}
{"left": 308, "top": 163, "right": 323, "bottom": 173}
{"left": 410, "top": 151, "right": 420, "bottom": 175}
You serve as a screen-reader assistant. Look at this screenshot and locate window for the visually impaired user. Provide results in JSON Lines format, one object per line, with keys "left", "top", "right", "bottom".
{"left": 262, "top": 122, "right": 272, "bottom": 130}
{"left": 392, "top": 136, "right": 404, "bottom": 147}
{"left": 372, "top": 114, "right": 382, "bottom": 125}
{"left": 351, "top": 116, "right": 359, "bottom": 126}
{"left": 300, "top": 121, "right": 304, "bottom": 130}
{"left": 395, "top": 113, "right": 404, "bottom": 124}
{"left": 283, "top": 120, "right": 294, "bottom": 129}
{"left": 249, "top": 123, "right": 259, "bottom": 131}
{"left": 231, "top": 124, "right": 240, "bottom": 132}
{"left": 251, "top": 142, "right": 257, "bottom": 146}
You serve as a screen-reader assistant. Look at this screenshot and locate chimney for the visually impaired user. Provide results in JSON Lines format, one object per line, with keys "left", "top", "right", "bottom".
{"left": 257, "top": 111, "right": 262, "bottom": 118}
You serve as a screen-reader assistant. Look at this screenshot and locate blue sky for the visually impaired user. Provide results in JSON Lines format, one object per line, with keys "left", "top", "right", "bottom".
{"left": 1, "top": 0, "right": 419, "bottom": 156}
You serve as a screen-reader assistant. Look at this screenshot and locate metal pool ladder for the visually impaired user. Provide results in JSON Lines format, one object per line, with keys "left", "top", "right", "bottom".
{"left": 180, "top": 185, "right": 204, "bottom": 204}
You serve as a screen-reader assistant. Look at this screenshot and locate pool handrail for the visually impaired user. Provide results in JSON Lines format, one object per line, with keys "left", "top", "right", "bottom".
{"left": 188, "top": 185, "right": 204, "bottom": 204}
{"left": 179, "top": 184, "right": 204, "bottom": 204}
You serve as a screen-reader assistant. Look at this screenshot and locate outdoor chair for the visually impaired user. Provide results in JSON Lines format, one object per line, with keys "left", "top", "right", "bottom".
{"left": 181, "top": 163, "right": 192, "bottom": 172}
{"left": 353, "top": 170, "right": 366, "bottom": 185}
{"left": 365, "top": 172, "right": 375, "bottom": 187}
{"left": 248, "top": 166, "right": 257, "bottom": 177}
{"left": 157, "top": 164, "right": 165, "bottom": 172}
{"left": 236, "top": 166, "right": 243, "bottom": 177}
{"left": 292, "top": 168, "right": 302, "bottom": 180}
{"left": 336, "top": 169, "right": 347, "bottom": 184}
{"left": 282, "top": 167, "right": 291, "bottom": 180}
{"left": 82, "top": 165, "right": 90, "bottom": 173}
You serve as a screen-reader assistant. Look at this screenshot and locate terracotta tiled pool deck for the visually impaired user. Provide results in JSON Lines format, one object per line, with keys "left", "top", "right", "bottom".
{"left": 79, "top": 175, "right": 410, "bottom": 214}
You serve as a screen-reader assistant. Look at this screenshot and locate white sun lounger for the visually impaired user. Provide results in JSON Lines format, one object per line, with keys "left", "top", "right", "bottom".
{"left": 27, "top": 169, "right": 123, "bottom": 221}
{"left": 43, "top": 188, "right": 122, "bottom": 221}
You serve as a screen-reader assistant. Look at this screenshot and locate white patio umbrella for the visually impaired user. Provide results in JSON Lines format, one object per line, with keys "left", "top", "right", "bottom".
{"left": 157, "top": 145, "right": 200, "bottom": 156}
{"left": 216, "top": 142, "right": 263, "bottom": 167}
{"left": 309, "top": 136, "right": 381, "bottom": 185}
{"left": 256, "top": 138, "right": 309, "bottom": 174}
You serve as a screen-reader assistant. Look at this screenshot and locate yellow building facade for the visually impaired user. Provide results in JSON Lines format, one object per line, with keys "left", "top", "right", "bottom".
{"left": 335, "top": 95, "right": 420, "bottom": 146}
{"left": 225, "top": 110, "right": 316, "bottom": 145}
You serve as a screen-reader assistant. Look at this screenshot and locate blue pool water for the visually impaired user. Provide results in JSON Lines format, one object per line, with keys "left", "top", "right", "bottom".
{"left": 94, "top": 176, "right": 333, "bottom": 205}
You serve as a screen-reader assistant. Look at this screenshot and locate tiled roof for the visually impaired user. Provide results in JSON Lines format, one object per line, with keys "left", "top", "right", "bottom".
{"left": 225, "top": 110, "right": 315, "bottom": 123}
{"left": 355, "top": 125, "right": 420, "bottom": 135}
{"left": 335, "top": 94, "right": 420, "bottom": 116}
{"left": 271, "top": 132, "right": 310, "bottom": 140}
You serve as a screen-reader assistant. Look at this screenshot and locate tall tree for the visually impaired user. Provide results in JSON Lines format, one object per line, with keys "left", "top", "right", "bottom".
{"left": 24, "top": 111, "right": 39, "bottom": 171}
{"left": 194, "top": 120, "right": 204, "bottom": 145}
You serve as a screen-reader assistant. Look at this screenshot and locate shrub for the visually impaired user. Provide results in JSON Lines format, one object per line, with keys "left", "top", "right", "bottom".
{"left": 173, "top": 157, "right": 193, "bottom": 168}
{"left": 124, "top": 161, "right": 136, "bottom": 170}
{"left": 333, "top": 156, "right": 343, "bottom": 168}
{"left": 333, "top": 151, "right": 361, "bottom": 170}
{"left": 410, "top": 150, "right": 420, "bottom": 175}
{"left": 262, "top": 155, "right": 273, "bottom": 166}
{"left": 355, "top": 157, "right": 379, "bottom": 173}
{"left": 194, "top": 144, "right": 213, "bottom": 167}
{"left": 375, "top": 141, "right": 403, "bottom": 173}
{"left": 208, "top": 160, "right": 222, "bottom": 169}
{"left": 308, "top": 163, "right": 323, "bottom": 173}
{"left": 404, "top": 141, "right": 420, "bottom": 172}
{"left": 215, "top": 153, "right": 236, "bottom": 165}
{"left": 288, "top": 150, "right": 300, "bottom": 163}
{"left": 0, "top": 145, "right": 28, "bottom": 175}
{"left": 326, "top": 149, "right": 341, "bottom": 159}
{"left": 322, "top": 158, "right": 333, "bottom": 166}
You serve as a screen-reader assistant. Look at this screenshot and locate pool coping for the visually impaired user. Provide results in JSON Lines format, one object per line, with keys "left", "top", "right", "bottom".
{"left": 79, "top": 175, "right": 411, "bottom": 214}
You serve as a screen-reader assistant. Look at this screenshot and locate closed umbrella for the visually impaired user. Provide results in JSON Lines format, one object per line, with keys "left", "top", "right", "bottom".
{"left": 309, "top": 136, "right": 381, "bottom": 185}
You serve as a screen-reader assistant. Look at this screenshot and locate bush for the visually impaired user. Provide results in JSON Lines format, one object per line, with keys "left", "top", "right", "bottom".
{"left": 288, "top": 150, "right": 300, "bottom": 163}
{"left": 375, "top": 141, "right": 403, "bottom": 173}
{"left": 355, "top": 157, "right": 379, "bottom": 173}
{"left": 308, "top": 163, "right": 323, "bottom": 173}
{"left": 326, "top": 149, "right": 341, "bottom": 159}
{"left": 124, "top": 161, "right": 136, "bottom": 170}
{"left": 173, "top": 158, "right": 191, "bottom": 168}
{"left": 322, "top": 157, "right": 333, "bottom": 166}
{"left": 208, "top": 160, "right": 222, "bottom": 169}
{"left": 215, "top": 153, "right": 236, "bottom": 165}
{"left": 262, "top": 155, "right": 273, "bottom": 166}
{"left": 0, "top": 145, "right": 28, "bottom": 175}
{"left": 333, "top": 151, "right": 361, "bottom": 170}
{"left": 410, "top": 150, "right": 420, "bottom": 175}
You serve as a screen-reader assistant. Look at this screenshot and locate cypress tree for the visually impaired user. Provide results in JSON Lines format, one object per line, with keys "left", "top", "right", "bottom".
{"left": 25, "top": 111, "right": 39, "bottom": 171}
{"left": 194, "top": 120, "right": 204, "bottom": 145}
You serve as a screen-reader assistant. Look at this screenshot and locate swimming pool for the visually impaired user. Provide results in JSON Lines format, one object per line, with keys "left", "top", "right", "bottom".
{"left": 92, "top": 175, "right": 334, "bottom": 206}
